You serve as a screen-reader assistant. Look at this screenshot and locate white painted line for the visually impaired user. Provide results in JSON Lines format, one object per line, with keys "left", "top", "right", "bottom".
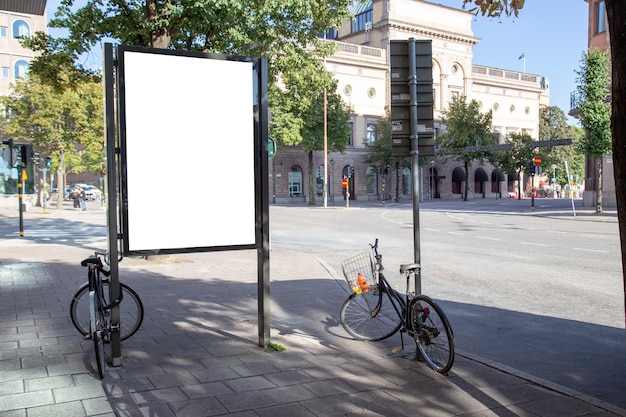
{"left": 520, "top": 242, "right": 549, "bottom": 247}
{"left": 572, "top": 248, "right": 608, "bottom": 253}
{"left": 476, "top": 236, "right": 500, "bottom": 241}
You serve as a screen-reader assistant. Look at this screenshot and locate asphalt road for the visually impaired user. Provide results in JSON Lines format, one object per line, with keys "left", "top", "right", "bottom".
{"left": 2, "top": 197, "right": 624, "bottom": 409}
{"left": 269, "top": 198, "right": 626, "bottom": 410}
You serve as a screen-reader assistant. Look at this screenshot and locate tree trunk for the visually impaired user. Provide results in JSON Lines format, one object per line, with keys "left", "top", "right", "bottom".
{"left": 463, "top": 160, "right": 469, "bottom": 201}
{"left": 596, "top": 157, "right": 603, "bottom": 213}
{"left": 605, "top": 0, "right": 626, "bottom": 327}
{"left": 307, "top": 151, "right": 315, "bottom": 205}
{"left": 55, "top": 152, "right": 65, "bottom": 210}
{"left": 146, "top": 0, "right": 171, "bottom": 49}
{"left": 517, "top": 170, "right": 522, "bottom": 199}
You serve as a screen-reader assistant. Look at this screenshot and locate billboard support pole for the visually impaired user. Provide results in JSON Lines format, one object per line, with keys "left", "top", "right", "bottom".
{"left": 104, "top": 43, "right": 122, "bottom": 365}
{"left": 408, "top": 39, "right": 422, "bottom": 294}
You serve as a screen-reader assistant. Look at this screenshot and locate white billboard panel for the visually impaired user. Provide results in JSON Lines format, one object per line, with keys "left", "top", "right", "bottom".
{"left": 119, "top": 49, "right": 256, "bottom": 254}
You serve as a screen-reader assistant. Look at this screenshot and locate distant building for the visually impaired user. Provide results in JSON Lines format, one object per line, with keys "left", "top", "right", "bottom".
{"left": 270, "top": 0, "right": 549, "bottom": 203}
{"left": 0, "top": 0, "right": 47, "bottom": 195}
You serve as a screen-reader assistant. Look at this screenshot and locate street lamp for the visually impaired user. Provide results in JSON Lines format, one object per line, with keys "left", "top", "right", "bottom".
{"left": 429, "top": 160, "right": 435, "bottom": 201}
{"left": 330, "top": 159, "right": 335, "bottom": 205}
{"left": 551, "top": 164, "right": 557, "bottom": 198}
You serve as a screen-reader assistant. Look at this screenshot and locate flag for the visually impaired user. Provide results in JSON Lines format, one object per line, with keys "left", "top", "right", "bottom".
{"left": 518, "top": 52, "right": 525, "bottom": 60}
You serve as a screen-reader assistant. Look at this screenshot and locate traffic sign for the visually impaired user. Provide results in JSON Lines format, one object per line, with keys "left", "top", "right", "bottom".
{"left": 268, "top": 137, "right": 276, "bottom": 160}
{"left": 533, "top": 155, "right": 542, "bottom": 166}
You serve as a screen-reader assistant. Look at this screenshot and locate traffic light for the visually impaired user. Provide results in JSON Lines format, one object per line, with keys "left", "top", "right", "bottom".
{"left": 33, "top": 151, "right": 40, "bottom": 165}
{"left": 45, "top": 156, "right": 52, "bottom": 168}
{"left": 347, "top": 165, "right": 354, "bottom": 178}
{"left": 20, "top": 144, "right": 31, "bottom": 165}
{"left": 100, "top": 168, "right": 106, "bottom": 176}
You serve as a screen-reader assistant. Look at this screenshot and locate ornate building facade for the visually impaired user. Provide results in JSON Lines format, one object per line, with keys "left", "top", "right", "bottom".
{"left": 269, "top": 0, "right": 550, "bottom": 203}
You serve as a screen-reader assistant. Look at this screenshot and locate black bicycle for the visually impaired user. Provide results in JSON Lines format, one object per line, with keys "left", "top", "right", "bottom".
{"left": 339, "top": 239, "right": 454, "bottom": 374}
{"left": 70, "top": 251, "right": 144, "bottom": 378}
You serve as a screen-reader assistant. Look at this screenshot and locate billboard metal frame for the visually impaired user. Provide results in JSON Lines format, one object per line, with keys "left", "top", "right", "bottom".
{"left": 103, "top": 44, "right": 270, "bottom": 365}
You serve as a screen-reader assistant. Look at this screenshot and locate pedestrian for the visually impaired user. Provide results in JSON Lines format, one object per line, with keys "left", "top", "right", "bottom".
{"left": 72, "top": 188, "right": 81, "bottom": 211}
{"left": 80, "top": 187, "right": 87, "bottom": 211}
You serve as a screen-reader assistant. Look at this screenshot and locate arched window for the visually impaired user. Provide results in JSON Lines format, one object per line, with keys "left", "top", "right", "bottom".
{"left": 12, "top": 20, "right": 30, "bottom": 38}
{"left": 366, "top": 166, "right": 377, "bottom": 195}
{"left": 14, "top": 60, "right": 28, "bottom": 79}
{"left": 366, "top": 123, "right": 376, "bottom": 144}
{"left": 288, "top": 165, "right": 303, "bottom": 197}
{"left": 402, "top": 167, "right": 412, "bottom": 195}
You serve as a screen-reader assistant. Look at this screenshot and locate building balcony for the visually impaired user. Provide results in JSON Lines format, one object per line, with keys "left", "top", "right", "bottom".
{"left": 569, "top": 91, "right": 581, "bottom": 118}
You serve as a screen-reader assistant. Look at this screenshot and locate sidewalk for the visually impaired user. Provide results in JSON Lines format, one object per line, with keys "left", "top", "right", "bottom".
{"left": 1, "top": 203, "right": 626, "bottom": 416}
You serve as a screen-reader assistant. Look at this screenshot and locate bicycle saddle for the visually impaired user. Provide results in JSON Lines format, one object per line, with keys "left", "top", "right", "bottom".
{"left": 399, "top": 263, "right": 421, "bottom": 274}
{"left": 81, "top": 256, "right": 102, "bottom": 267}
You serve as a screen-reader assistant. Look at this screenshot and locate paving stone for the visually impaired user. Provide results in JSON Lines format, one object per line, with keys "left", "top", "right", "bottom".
{"left": 224, "top": 376, "right": 277, "bottom": 392}
{"left": 25, "top": 375, "right": 74, "bottom": 392}
{"left": 24, "top": 401, "right": 86, "bottom": 417}
{"left": 168, "top": 396, "right": 228, "bottom": 417}
{"left": 216, "top": 390, "right": 274, "bottom": 412}
{"left": 0, "top": 390, "right": 54, "bottom": 412}
{"left": 180, "top": 382, "right": 234, "bottom": 399}
{"left": 255, "top": 402, "right": 318, "bottom": 417}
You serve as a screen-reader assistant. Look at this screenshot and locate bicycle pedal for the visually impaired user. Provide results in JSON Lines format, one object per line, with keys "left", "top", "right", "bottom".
{"left": 392, "top": 347, "right": 403, "bottom": 353}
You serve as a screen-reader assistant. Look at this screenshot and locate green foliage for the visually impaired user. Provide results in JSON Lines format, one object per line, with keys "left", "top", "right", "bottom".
{"left": 265, "top": 342, "right": 286, "bottom": 352}
{"left": 538, "top": 105, "right": 584, "bottom": 186}
{"left": 576, "top": 48, "right": 612, "bottom": 158}
{"left": 437, "top": 95, "right": 494, "bottom": 200}
{"left": 364, "top": 115, "right": 411, "bottom": 168}
{"left": 494, "top": 132, "right": 535, "bottom": 175}
{"left": 300, "top": 82, "right": 351, "bottom": 154}
{"left": 461, "top": 0, "right": 525, "bottom": 18}
{"left": 492, "top": 132, "right": 535, "bottom": 198}
{"left": 46, "top": 0, "right": 360, "bottom": 151}
{"left": 297, "top": 81, "right": 351, "bottom": 204}
{"left": 437, "top": 95, "right": 494, "bottom": 164}
{"left": 0, "top": 73, "right": 104, "bottom": 208}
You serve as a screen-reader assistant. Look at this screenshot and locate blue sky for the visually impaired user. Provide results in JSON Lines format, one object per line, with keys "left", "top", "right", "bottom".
{"left": 430, "top": 0, "right": 589, "bottom": 125}
{"left": 46, "top": 0, "right": 588, "bottom": 125}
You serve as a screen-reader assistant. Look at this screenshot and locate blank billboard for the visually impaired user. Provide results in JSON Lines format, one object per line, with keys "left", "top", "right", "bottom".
{"left": 118, "top": 47, "right": 257, "bottom": 254}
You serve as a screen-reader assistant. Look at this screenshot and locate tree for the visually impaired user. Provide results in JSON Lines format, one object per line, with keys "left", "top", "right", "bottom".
{"left": 538, "top": 105, "right": 585, "bottom": 190}
{"left": 0, "top": 74, "right": 104, "bottom": 210}
{"left": 364, "top": 115, "right": 410, "bottom": 202}
{"left": 45, "top": 0, "right": 355, "bottom": 145}
{"left": 299, "top": 83, "right": 351, "bottom": 204}
{"left": 436, "top": 95, "right": 494, "bottom": 201}
{"left": 460, "top": 0, "right": 626, "bottom": 333}
{"left": 576, "top": 48, "right": 612, "bottom": 213}
{"left": 493, "top": 132, "right": 535, "bottom": 199}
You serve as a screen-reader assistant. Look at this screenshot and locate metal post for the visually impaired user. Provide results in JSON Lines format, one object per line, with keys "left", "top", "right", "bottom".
{"left": 42, "top": 168, "right": 49, "bottom": 213}
{"left": 103, "top": 43, "right": 122, "bottom": 366}
{"left": 323, "top": 87, "right": 328, "bottom": 208}
{"left": 408, "top": 38, "right": 422, "bottom": 294}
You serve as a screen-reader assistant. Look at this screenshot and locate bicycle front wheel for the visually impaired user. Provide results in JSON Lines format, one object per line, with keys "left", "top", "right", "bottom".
{"left": 91, "top": 290, "right": 106, "bottom": 379}
{"left": 71, "top": 282, "right": 144, "bottom": 341}
{"left": 409, "top": 295, "right": 454, "bottom": 374}
{"left": 340, "top": 286, "right": 402, "bottom": 341}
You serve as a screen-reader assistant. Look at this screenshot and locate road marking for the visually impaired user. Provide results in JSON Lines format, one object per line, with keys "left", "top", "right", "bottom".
{"left": 520, "top": 242, "right": 549, "bottom": 247}
{"left": 424, "top": 228, "right": 439, "bottom": 232}
{"left": 476, "top": 235, "right": 500, "bottom": 241}
{"left": 572, "top": 248, "right": 608, "bottom": 253}
{"left": 448, "top": 232, "right": 464, "bottom": 236}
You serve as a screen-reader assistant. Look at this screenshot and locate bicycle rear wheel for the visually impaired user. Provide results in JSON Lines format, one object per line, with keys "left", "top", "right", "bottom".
{"left": 409, "top": 295, "right": 454, "bottom": 374}
{"left": 340, "top": 286, "right": 402, "bottom": 341}
{"left": 71, "top": 282, "right": 144, "bottom": 341}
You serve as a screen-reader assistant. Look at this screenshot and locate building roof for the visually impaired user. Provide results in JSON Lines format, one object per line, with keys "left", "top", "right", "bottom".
{"left": 0, "top": 0, "right": 46, "bottom": 16}
{"left": 349, "top": 0, "right": 372, "bottom": 16}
